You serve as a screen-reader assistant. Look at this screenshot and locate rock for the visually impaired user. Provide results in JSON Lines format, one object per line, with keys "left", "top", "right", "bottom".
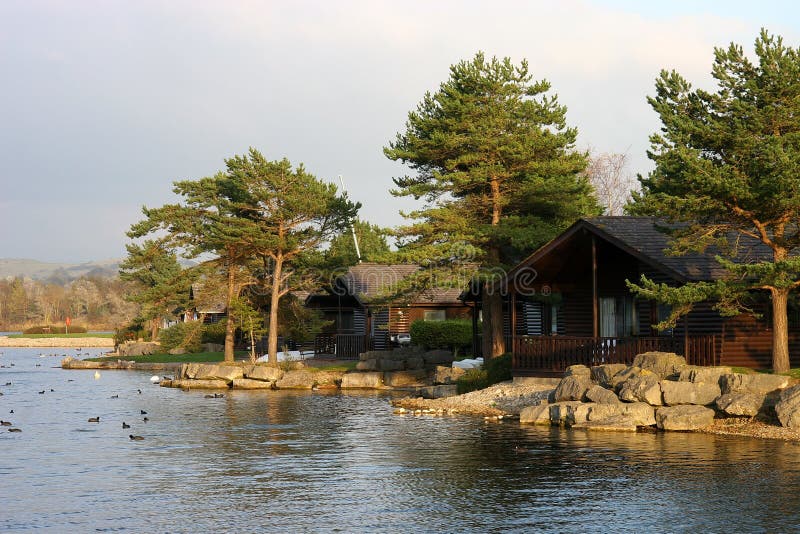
{"left": 431, "top": 365, "right": 466, "bottom": 385}
{"left": 618, "top": 374, "right": 663, "bottom": 405}
{"left": 359, "top": 350, "right": 393, "bottom": 361}
{"left": 586, "top": 402, "right": 656, "bottom": 427}
{"left": 573, "top": 415, "right": 639, "bottom": 432}
{"left": 611, "top": 366, "right": 646, "bottom": 389}
{"left": 232, "top": 378, "right": 273, "bottom": 390}
{"left": 632, "top": 352, "right": 687, "bottom": 379}
{"left": 246, "top": 365, "right": 284, "bottom": 382}
{"left": 422, "top": 350, "right": 455, "bottom": 366}
{"left": 414, "top": 385, "right": 459, "bottom": 399}
{"left": 721, "top": 373, "right": 791, "bottom": 395}
{"left": 564, "top": 364, "right": 591, "bottom": 378}
{"left": 168, "top": 347, "right": 186, "bottom": 355}
{"left": 548, "top": 401, "right": 584, "bottom": 425}
{"left": 585, "top": 385, "right": 621, "bottom": 404}
{"left": 384, "top": 370, "right": 429, "bottom": 387}
{"left": 165, "top": 378, "right": 229, "bottom": 389}
{"left": 655, "top": 405, "right": 715, "bottom": 431}
{"left": 355, "top": 359, "right": 378, "bottom": 371}
{"left": 661, "top": 380, "right": 721, "bottom": 406}
{"left": 678, "top": 366, "right": 732, "bottom": 385}
{"left": 591, "top": 364, "right": 628, "bottom": 388}
{"left": 520, "top": 403, "right": 552, "bottom": 425}
{"left": 552, "top": 375, "right": 593, "bottom": 402}
{"left": 186, "top": 364, "right": 243, "bottom": 382}
{"left": 377, "top": 359, "right": 405, "bottom": 372}
{"left": 312, "top": 371, "right": 344, "bottom": 388}
{"left": 340, "top": 372, "right": 384, "bottom": 389}
{"left": 715, "top": 392, "right": 764, "bottom": 417}
{"left": 775, "top": 385, "right": 800, "bottom": 429}
{"left": 118, "top": 341, "right": 160, "bottom": 357}
{"left": 275, "top": 370, "right": 315, "bottom": 389}
{"left": 405, "top": 356, "right": 425, "bottom": 370}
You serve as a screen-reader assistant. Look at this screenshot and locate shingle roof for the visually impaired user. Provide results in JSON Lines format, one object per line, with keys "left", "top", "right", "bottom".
{"left": 337, "top": 263, "right": 464, "bottom": 304}
{"left": 508, "top": 216, "right": 774, "bottom": 283}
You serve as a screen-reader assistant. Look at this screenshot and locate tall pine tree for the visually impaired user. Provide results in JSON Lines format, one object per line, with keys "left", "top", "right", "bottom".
{"left": 629, "top": 30, "right": 800, "bottom": 373}
{"left": 385, "top": 52, "right": 598, "bottom": 357}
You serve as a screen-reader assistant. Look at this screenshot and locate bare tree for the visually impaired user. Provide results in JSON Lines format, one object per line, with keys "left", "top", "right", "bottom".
{"left": 585, "top": 150, "right": 638, "bottom": 216}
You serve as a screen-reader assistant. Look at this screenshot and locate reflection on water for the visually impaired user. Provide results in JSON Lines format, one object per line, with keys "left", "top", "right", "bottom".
{"left": 2, "top": 347, "right": 800, "bottom": 532}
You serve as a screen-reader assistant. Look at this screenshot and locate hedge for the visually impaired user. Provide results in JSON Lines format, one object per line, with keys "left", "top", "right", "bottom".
{"left": 24, "top": 325, "right": 87, "bottom": 334}
{"left": 409, "top": 319, "right": 472, "bottom": 353}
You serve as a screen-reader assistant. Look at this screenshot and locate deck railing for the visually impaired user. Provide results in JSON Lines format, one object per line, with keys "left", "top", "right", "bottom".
{"left": 513, "top": 335, "right": 717, "bottom": 376}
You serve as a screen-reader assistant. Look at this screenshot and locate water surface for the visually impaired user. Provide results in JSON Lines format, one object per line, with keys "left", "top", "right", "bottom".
{"left": 1, "top": 347, "right": 799, "bottom": 532}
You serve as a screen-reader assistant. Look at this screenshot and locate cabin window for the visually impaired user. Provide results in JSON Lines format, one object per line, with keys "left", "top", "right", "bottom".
{"left": 423, "top": 309, "right": 446, "bottom": 321}
{"left": 599, "top": 296, "right": 637, "bottom": 337}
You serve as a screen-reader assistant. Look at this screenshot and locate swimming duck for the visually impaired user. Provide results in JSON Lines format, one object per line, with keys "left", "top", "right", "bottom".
{"left": 122, "top": 422, "right": 130, "bottom": 429}
{"left": 0, "top": 421, "right": 11, "bottom": 426}
{"left": 94, "top": 371, "right": 101, "bottom": 380}
{"left": 8, "top": 428, "right": 21, "bottom": 433}
{"left": 88, "top": 417, "right": 100, "bottom": 423}
{"left": 129, "top": 434, "right": 144, "bottom": 441}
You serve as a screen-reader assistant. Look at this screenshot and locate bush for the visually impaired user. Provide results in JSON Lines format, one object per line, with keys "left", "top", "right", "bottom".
{"left": 201, "top": 320, "right": 227, "bottom": 344}
{"left": 455, "top": 353, "right": 512, "bottom": 394}
{"left": 114, "top": 323, "right": 148, "bottom": 346}
{"left": 409, "top": 319, "right": 472, "bottom": 353}
{"left": 158, "top": 322, "right": 203, "bottom": 353}
{"left": 24, "top": 325, "right": 87, "bottom": 334}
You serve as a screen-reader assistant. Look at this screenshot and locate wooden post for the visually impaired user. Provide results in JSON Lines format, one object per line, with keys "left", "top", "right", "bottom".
{"left": 592, "top": 235, "right": 599, "bottom": 338}
{"left": 510, "top": 291, "right": 517, "bottom": 359}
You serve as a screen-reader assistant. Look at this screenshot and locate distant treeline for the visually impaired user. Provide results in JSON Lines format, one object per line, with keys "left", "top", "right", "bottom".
{"left": 0, "top": 275, "right": 138, "bottom": 330}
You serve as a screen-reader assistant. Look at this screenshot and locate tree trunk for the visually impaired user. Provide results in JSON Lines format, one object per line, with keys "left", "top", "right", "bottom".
{"left": 481, "top": 284, "right": 506, "bottom": 359}
{"left": 771, "top": 286, "right": 791, "bottom": 374}
{"left": 150, "top": 318, "right": 159, "bottom": 342}
{"left": 267, "top": 255, "right": 283, "bottom": 365}
{"left": 223, "top": 265, "right": 236, "bottom": 362}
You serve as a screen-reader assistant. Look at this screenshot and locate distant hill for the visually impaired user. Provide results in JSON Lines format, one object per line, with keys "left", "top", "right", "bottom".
{"left": 0, "top": 258, "right": 121, "bottom": 283}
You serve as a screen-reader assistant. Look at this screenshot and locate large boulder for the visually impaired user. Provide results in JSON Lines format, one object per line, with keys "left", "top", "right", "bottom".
{"left": 185, "top": 364, "right": 243, "bottom": 382}
{"left": 520, "top": 403, "right": 551, "bottom": 425}
{"left": 661, "top": 380, "right": 721, "bottom": 406}
{"left": 564, "top": 365, "right": 591, "bottom": 378}
{"left": 715, "top": 393, "right": 764, "bottom": 417}
{"left": 591, "top": 364, "right": 628, "bottom": 388}
{"left": 275, "top": 370, "right": 315, "bottom": 389}
{"left": 585, "top": 385, "right": 621, "bottom": 404}
{"left": 118, "top": 341, "right": 160, "bottom": 357}
{"left": 586, "top": 402, "right": 655, "bottom": 427}
{"left": 355, "top": 359, "right": 378, "bottom": 371}
{"left": 548, "top": 401, "right": 584, "bottom": 425}
{"left": 340, "top": 372, "right": 384, "bottom": 389}
{"left": 166, "top": 378, "right": 229, "bottom": 389}
{"left": 405, "top": 356, "right": 425, "bottom": 370}
{"left": 611, "top": 366, "right": 646, "bottom": 390}
{"left": 359, "top": 350, "right": 393, "bottom": 361}
{"left": 572, "top": 415, "right": 639, "bottom": 432}
{"left": 312, "top": 371, "right": 344, "bottom": 388}
{"left": 618, "top": 373, "right": 663, "bottom": 405}
{"left": 775, "top": 385, "right": 800, "bottom": 429}
{"left": 384, "top": 370, "right": 429, "bottom": 387}
{"left": 377, "top": 359, "right": 406, "bottom": 372}
{"left": 655, "top": 405, "right": 715, "bottom": 431}
{"left": 414, "top": 385, "right": 459, "bottom": 399}
{"left": 246, "top": 365, "right": 284, "bottom": 382}
{"left": 632, "top": 352, "right": 687, "bottom": 379}
{"left": 431, "top": 365, "right": 466, "bottom": 385}
{"left": 552, "top": 375, "right": 593, "bottom": 402}
{"left": 721, "top": 373, "right": 791, "bottom": 396}
{"left": 422, "top": 350, "right": 455, "bottom": 366}
{"left": 232, "top": 378, "right": 273, "bottom": 390}
{"left": 678, "top": 366, "right": 732, "bottom": 385}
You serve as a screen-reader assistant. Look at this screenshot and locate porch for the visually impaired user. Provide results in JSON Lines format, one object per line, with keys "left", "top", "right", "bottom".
{"left": 512, "top": 334, "right": 718, "bottom": 377}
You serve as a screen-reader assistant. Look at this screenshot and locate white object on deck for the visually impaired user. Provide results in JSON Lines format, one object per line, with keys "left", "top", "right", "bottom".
{"left": 149, "top": 375, "right": 160, "bottom": 383}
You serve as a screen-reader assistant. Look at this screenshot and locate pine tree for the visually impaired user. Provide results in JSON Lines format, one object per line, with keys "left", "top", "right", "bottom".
{"left": 385, "top": 52, "right": 599, "bottom": 357}
{"left": 629, "top": 30, "right": 800, "bottom": 373}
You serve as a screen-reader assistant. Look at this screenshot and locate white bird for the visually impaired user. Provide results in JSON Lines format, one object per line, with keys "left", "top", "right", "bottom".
{"left": 94, "top": 371, "right": 101, "bottom": 380}
{"left": 149, "top": 375, "right": 160, "bottom": 383}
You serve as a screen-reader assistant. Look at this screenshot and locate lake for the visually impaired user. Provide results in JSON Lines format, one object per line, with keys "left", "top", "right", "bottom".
{"left": 2, "top": 347, "right": 800, "bottom": 532}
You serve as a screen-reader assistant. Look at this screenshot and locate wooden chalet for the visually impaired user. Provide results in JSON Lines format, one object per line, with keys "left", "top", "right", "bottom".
{"left": 494, "top": 216, "right": 800, "bottom": 376}
{"left": 184, "top": 283, "right": 227, "bottom": 324}
{"left": 306, "top": 263, "right": 470, "bottom": 358}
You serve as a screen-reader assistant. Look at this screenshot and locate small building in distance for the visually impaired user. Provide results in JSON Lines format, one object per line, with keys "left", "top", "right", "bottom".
{"left": 305, "top": 263, "right": 471, "bottom": 358}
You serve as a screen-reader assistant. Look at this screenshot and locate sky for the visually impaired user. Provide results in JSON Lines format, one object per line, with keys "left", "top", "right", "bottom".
{"left": 1, "top": 0, "right": 798, "bottom": 263}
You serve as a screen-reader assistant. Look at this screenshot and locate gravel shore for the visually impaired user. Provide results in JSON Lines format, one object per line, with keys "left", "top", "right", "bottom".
{"left": 0, "top": 336, "right": 114, "bottom": 348}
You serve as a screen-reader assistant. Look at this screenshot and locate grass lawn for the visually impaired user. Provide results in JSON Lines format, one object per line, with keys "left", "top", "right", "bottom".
{"left": 9, "top": 333, "right": 115, "bottom": 339}
{"left": 85, "top": 352, "right": 357, "bottom": 371}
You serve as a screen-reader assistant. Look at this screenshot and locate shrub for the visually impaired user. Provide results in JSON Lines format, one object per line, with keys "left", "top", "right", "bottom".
{"left": 455, "top": 353, "right": 512, "bottom": 394}
{"left": 201, "top": 320, "right": 227, "bottom": 344}
{"left": 114, "top": 323, "right": 148, "bottom": 346}
{"left": 158, "top": 322, "right": 203, "bottom": 353}
{"left": 409, "top": 319, "right": 472, "bottom": 353}
{"left": 24, "top": 325, "right": 87, "bottom": 334}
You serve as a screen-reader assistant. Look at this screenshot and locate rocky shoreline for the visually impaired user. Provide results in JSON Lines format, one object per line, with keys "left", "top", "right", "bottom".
{"left": 0, "top": 336, "right": 114, "bottom": 348}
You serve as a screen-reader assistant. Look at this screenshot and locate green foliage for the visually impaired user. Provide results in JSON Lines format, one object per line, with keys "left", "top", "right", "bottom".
{"left": 201, "top": 321, "right": 227, "bottom": 344}
{"left": 409, "top": 319, "right": 472, "bottom": 353}
{"left": 114, "top": 324, "right": 149, "bottom": 345}
{"left": 158, "top": 322, "right": 204, "bottom": 353}
{"left": 23, "top": 325, "right": 88, "bottom": 334}
{"left": 456, "top": 353, "right": 512, "bottom": 394}
{"left": 627, "top": 29, "right": 800, "bottom": 372}
{"left": 325, "top": 219, "right": 393, "bottom": 268}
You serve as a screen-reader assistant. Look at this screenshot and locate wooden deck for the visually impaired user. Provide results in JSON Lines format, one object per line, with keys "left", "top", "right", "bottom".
{"left": 512, "top": 335, "right": 718, "bottom": 376}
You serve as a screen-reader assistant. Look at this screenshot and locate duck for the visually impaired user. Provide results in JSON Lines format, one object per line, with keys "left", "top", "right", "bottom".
{"left": 94, "top": 371, "right": 101, "bottom": 380}
{"left": 140, "top": 410, "right": 147, "bottom": 415}
{"left": 0, "top": 421, "right": 11, "bottom": 426}
{"left": 8, "top": 428, "right": 21, "bottom": 433}
{"left": 129, "top": 434, "right": 144, "bottom": 441}
{"left": 137, "top": 389, "right": 142, "bottom": 394}
{"left": 122, "top": 422, "right": 130, "bottom": 429}
{"left": 149, "top": 376, "right": 160, "bottom": 383}
{"left": 38, "top": 390, "right": 45, "bottom": 394}
{"left": 143, "top": 417, "right": 149, "bottom": 422}
{"left": 110, "top": 395, "right": 119, "bottom": 399}
{"left": 88, "top": 417, "right": 100, "bottom": 423}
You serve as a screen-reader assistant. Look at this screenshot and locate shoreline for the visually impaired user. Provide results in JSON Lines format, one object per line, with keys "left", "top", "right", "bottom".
{"left": 0, "top": 336, "right": 115, "bottom": 348}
